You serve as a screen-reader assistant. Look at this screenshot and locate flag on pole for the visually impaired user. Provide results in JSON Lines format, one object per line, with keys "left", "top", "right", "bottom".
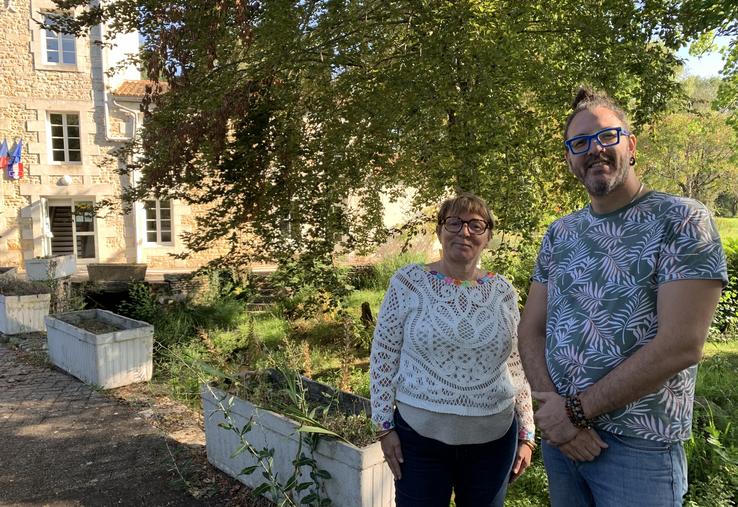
{"left": 7, "top": 139, "right": 23, "bottom": 180}
{"left": 0, "top": 139, "right": 7, "bottom": 173}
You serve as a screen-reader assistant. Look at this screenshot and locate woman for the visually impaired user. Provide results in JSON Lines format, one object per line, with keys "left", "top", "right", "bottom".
{"left": 370, "top": 193, "right": 535, "bottom": 507}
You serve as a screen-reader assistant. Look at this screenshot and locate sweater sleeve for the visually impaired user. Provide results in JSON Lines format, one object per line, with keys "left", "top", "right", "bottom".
{"left": 503, "top": 285, "right": 536, "bottom": 441}
{"left": 369, "top": 274, "right": 408, "bottom": 430}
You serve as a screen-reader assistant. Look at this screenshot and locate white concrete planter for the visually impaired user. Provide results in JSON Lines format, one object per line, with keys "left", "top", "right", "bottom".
{"left": 201, "top": 384, "right": 394, "bottom": 507}
{"left": 45, "top": 310, "right": 154, "bottom": 389}
{"left": 0, "top": 293, "right": 51, "bottom": 334}
{"left": 25, "top": 255, "right": 77, "bottom": 280}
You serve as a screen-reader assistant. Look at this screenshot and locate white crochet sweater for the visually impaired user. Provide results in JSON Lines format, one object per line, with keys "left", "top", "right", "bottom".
{"left": 369, "top": 264, "right": 535, "bottom": 437}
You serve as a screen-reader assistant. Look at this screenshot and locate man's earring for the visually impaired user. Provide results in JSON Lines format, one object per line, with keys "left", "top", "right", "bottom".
{"left": 629, "top": 156, "right": 636, "bottom": 166}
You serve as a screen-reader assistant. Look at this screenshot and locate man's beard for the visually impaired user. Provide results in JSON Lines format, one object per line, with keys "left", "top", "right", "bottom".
{"left": 579, "top": 152, "right": 628, "bottom": 197}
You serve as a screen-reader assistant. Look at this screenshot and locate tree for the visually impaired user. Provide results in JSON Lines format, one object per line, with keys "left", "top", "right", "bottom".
{"left": 638, "top": 110, "right": 738, "bottom": 208}
{"left": 51, "top": 0, "right": 717, "bottom": 283}
{"left": 680, "top": 0, "right": 738, "bottom": 124}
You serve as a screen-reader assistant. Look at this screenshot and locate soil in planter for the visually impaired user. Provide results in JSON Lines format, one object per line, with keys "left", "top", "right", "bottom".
{"left": 218, "top": 371, "right": 376, "bottom": 448}
{"left": 58, "top": 316, "right": 125, "bottom": 334}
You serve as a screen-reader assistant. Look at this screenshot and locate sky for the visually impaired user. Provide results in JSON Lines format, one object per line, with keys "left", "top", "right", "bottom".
{"left": 677, "top": 35, "right": 732, "bottom": 78}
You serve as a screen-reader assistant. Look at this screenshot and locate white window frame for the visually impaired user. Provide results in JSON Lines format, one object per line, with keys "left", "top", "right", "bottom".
{"left": 47, "top": 112, "right": 82, "bottom": 163}
{"left": 43, "top": 14, "right": 77, "bottom": 66}
{"left": 71, "top": 200, "right": 97, "bottom": 261}
{"left": 144, "top": 199, "right": 174, "bottom": 245}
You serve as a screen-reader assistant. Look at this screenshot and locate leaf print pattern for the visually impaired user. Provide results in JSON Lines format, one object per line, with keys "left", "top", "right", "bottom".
{"left": 533, "top": 192, "right": 727, "bottom": 442}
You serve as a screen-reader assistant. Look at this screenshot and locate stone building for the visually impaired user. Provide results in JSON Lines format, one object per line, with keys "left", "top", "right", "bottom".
{"left": 0, "top": 0, "right": 219, "bottom": 272}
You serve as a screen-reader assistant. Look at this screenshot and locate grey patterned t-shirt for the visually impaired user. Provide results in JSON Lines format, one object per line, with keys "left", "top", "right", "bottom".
{"left": 532, "top": 191, "right": 727, "bottom": 442}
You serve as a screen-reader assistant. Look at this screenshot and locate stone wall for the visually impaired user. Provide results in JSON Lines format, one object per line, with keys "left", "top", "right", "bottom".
{"left": 0, "top": 1, "right": 227, "bottom": 271}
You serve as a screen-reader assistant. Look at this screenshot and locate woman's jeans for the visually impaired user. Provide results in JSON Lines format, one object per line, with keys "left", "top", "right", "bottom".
{"left": 393, "top": 409, "right": 518, "bottom": 507}
{"left": 542, "top": 430, "right": 688, "bottom": 507}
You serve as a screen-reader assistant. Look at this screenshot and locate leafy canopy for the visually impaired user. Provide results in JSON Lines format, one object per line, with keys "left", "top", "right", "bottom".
{"left": 50, "top": 0, "right": 730, "bottom": 285}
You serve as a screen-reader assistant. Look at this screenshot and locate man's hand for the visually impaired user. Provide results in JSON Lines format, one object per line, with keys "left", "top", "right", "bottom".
{"left": 558, "top": 429, "right": 608, "bottom": 462}
{"left": 379, "top": 430, "right": 404, "bottom": 479}
{"left": 532, "top": 391, "right": 578, "bottom": 445}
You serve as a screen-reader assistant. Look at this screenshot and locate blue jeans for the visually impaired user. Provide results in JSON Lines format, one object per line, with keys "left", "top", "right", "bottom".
{"left": 542, "top": 430, "right": 688, "bottom": 507}
{"left": 393, "top": 410, "right": 518, "bottom": 507}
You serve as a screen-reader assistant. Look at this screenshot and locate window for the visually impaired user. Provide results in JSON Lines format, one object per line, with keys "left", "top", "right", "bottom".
{"left": 144, "top": 199, "right": 173, "bottom": 244}
{"left": 72, "top": 201, "right": 96, "bottom": 259}
{"left": 44, "top": 14, "right": 76, "bottom": 65}
{"left": 49, "top": 113, "right": 81, "bottom": 162}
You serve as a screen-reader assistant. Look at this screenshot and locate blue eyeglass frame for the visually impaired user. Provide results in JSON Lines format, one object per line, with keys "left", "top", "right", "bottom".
{"left": 564, "top": 126, "right": 631, "bottom": 155}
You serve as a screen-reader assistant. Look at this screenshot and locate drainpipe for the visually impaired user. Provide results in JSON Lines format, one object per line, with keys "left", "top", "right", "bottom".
{"left": 98, "top": 20, "right": 144, "bottom": 262}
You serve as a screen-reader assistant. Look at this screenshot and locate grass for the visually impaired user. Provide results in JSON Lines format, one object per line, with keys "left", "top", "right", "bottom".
{"left": 120, "top": 271, "right": 738, "bottom": 506}
{"left": 716, "top": 217, "right": 738, "bottom": 240}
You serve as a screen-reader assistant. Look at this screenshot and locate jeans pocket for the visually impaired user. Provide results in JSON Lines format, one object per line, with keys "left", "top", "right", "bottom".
{"left": 608, "top": 432, "right": 671, "bottom": 452}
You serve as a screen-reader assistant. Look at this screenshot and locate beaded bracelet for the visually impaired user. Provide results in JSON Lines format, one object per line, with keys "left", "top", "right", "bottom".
{"left": 520, "top": 440, "right": 537, "bottom": 452}
{"left": 518, "top": 428, "right": 536, "bottom": 442}
{"left": 565, "top": 393, "right": 594, "bottom": 429}
{"left": 375, "top": 420, "right": 394, "bottom": 433}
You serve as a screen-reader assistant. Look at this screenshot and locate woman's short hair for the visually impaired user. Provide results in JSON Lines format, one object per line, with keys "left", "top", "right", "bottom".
{"left": 437, "top": 192, "right": 494, "bottom": 231}
{"left": 564, "top": 86, "right": 631, "bottom": 138}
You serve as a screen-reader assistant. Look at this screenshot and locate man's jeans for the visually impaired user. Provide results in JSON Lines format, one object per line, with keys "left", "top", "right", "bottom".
{"left": 542, "top": 431, "right": 688, "bottom": 507}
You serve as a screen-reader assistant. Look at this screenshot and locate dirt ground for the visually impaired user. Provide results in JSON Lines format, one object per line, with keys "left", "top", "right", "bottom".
{"left": 0, "top": 334, "right": 271, "bottom": 506}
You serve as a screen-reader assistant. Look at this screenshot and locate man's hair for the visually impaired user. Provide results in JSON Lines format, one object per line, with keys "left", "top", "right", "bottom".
{"left": 437, "top": 192, "right": 494, "bottom": 231}
{"left": 564, "top": 86, "right": 631, "bottom": 138}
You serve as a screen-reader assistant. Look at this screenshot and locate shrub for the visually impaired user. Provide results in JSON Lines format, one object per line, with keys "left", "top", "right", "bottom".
{"left": 482, "top": 238, "right": 541, "bottom": 305}
{"left": 117, "top": 282, "right": 157, "bottom": 323}
{"left": 685, "top": 400, "right": 738, "bottom": 506}
{"left": 367, "top": 251, "right": 428, "bottom": 291}
{"left": 713, "top": 239, "right": 738, "bottom": 333}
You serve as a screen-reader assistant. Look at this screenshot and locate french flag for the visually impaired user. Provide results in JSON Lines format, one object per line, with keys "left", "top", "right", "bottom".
{"left": 0, "top": 139, "right": 7, "bottom": 172}
{"left": 7, "top": 139, "right": 23, "bottom": 180}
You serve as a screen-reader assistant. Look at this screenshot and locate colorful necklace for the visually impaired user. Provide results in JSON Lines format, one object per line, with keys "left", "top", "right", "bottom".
{"left": 425, "top": 266, "right": 496, "bottom": 287}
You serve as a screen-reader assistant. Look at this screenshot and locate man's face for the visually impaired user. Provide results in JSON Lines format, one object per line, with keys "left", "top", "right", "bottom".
{"left": 565, "top": 106, "right": 636, "bottom": 197}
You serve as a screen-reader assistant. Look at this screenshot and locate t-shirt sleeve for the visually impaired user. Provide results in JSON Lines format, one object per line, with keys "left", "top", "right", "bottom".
{"left": 531, "top": 228, "right": 554, "bottom": 284}
{"left": 657, "top": 202, "right": 728, "bottom": 286}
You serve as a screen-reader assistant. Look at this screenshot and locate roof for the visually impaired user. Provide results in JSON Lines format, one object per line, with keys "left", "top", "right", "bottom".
{"left": 112, "top": 80, "right": 169, "bottom": 97}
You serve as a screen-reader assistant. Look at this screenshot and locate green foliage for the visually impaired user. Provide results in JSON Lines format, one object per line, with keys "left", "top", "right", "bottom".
{"left": 271, "top": 258, "right": 353, "bottom": 321}
{"left": 505, "top": 453, "right": 550, "bottom": 507}
{"left": 686, "top": 342, "right": 738, "bottom": 506}
{"left": 679, "top": 0, "right": 738, "bottom": 127}
{"left": 117, "top": 282, "right": 158, "bottom": 323}
{"left": 685, "top": 403, "right": 738, "bottom": 506}
{"left": 638, "top": 109, "right": 738, "bottom": 210}
{"left": 713, "top": 239, "right": 738, "bottom": 333}
{"left": 482, "top": 239, "right": 541, "bottom": 306}
{"left": 716, "top": 217, "right": 738, "bottom": 240}
{"left": 365, "top": 251, "right": 428, "bottom": 292}
{"left": 52, "top": 0, "right": 712, "bottom": 287}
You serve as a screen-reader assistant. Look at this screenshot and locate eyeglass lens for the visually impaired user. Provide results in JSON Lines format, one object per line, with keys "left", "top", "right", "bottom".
{"left": 444, "top": 218, "right": 488, "bottom": 234}
{"left": 568, "top": 128, "right": 621, "bottom": 154}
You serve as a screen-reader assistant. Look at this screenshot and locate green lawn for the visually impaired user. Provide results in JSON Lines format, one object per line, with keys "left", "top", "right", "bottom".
{"left": 715, "top": 217, "right": 738, "bottom": 240}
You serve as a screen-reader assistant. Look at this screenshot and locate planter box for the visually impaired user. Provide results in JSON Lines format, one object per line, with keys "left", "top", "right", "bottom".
{"left": 0, "top": 267, "right": 18, "bottom": 279}
{"left": 25, "top": 255, "right": 76, "bottom": 280}
{"left": 87, "top": 263, "right": 147, "bottom": 282}
{"left": 45, "top": 309, "right": 153, "bottom": 389}
{"left": 0, "top": 293, "right": 51, "bottom": 334}
{"left": 201, "top": 383, "right": 394, "bottom": 507}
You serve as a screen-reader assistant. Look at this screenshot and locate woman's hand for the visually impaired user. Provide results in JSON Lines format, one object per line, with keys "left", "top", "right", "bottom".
{"left": 379, "top": 430, "right": 404, "bottom": 480}
{"left": 509, "top": 442, "right": 533, "bottom": 482}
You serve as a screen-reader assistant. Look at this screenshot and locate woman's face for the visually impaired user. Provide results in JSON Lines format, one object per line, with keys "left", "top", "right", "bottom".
{"left": 437, "top": 211, "right": 490, "bottom": 267}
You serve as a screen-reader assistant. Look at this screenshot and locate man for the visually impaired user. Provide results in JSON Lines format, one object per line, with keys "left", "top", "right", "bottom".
{"left": 518, "top": 87, "right": 727, "bottom": 507}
